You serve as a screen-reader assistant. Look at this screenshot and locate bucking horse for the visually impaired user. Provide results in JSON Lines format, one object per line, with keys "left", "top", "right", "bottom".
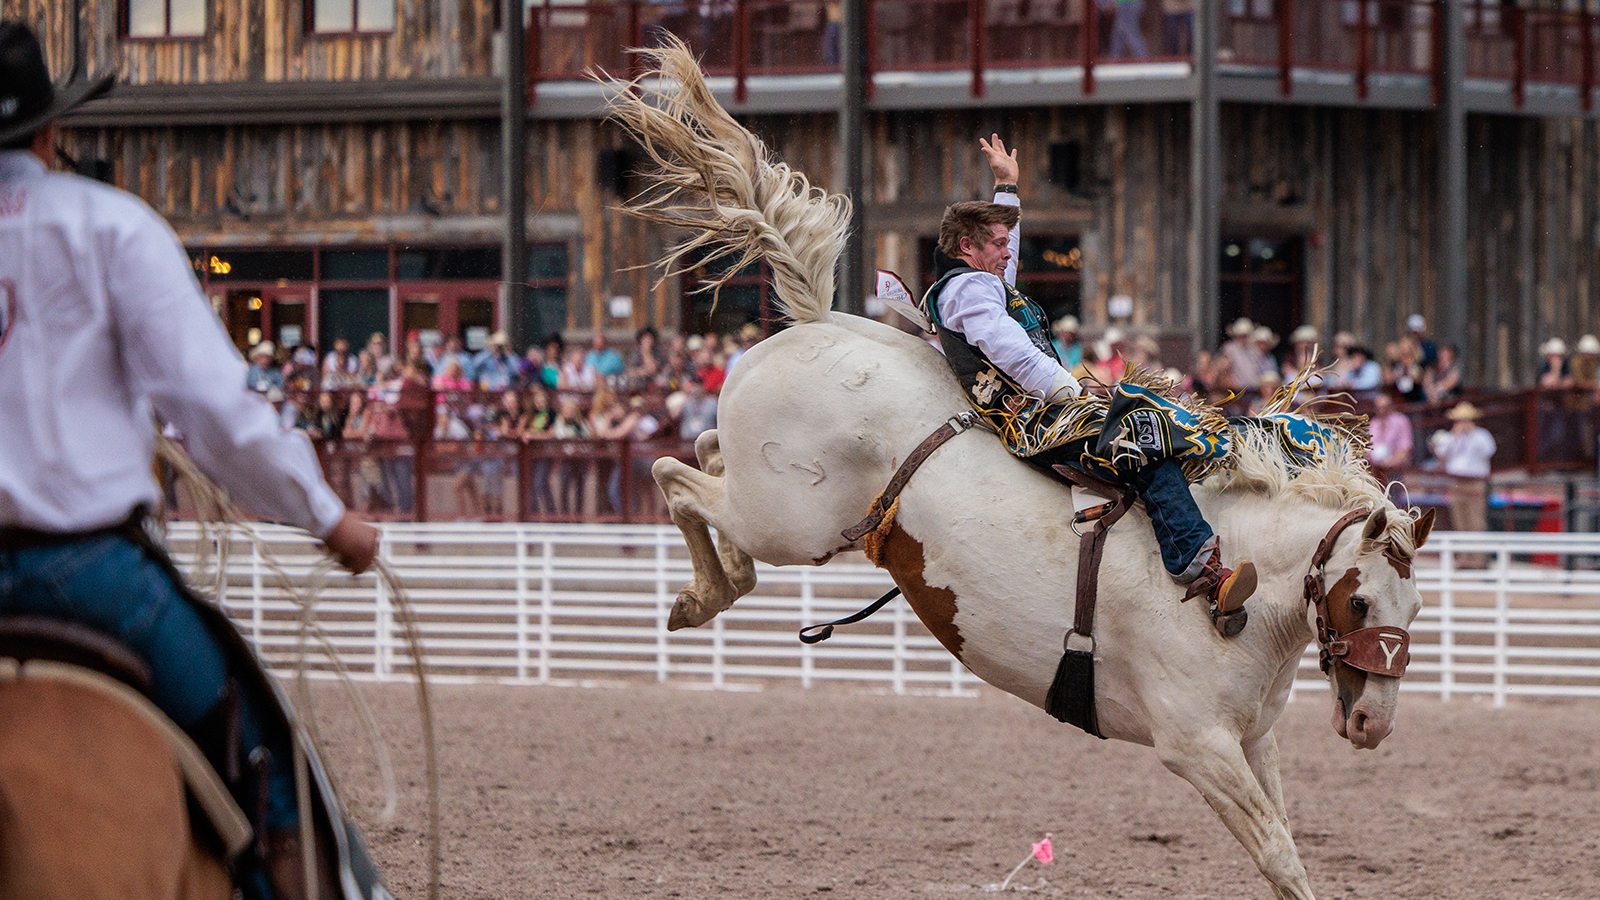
{"left": 610, "top": 39, "right": 1433, "bottom": 900}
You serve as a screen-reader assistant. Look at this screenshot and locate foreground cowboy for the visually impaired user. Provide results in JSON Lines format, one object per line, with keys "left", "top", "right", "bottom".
{"left": 923, "top": 135, "right": 1255, "bottom": 634}
{"left": 0, "top": 22, "right": 383, "bottom": 900}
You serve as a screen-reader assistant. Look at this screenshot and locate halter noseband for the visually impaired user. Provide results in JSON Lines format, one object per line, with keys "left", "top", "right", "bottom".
{"left": 1305, "top": 508, "right": 1412, "bottom": 678}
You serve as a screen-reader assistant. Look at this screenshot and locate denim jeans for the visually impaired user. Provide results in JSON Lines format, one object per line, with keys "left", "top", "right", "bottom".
{"left": 1128, "top": 460, "right": 1214, "bottom": 577}
{"left": 0, "top": 534, "right": 297, "bottom": 829}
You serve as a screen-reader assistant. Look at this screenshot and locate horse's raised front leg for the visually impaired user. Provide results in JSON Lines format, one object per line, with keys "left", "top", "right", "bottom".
{"left": 1154, "top": 729, "right": 1315, "bottom": 900}
{"left": 652, "top": 430, "right": 756, "bottom": 631}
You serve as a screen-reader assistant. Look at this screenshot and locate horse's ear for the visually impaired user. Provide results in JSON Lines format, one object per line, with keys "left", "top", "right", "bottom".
{"left": 1412, "top": 508, "right": 1436, "bottom": 549}
{"left": 1361, "top": 508, "right": 1389, "bottom": 544}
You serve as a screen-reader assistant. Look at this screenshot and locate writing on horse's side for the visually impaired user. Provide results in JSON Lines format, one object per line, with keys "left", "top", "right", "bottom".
{"left": 608, "top": 39, "right": 1432, "bottom": 900}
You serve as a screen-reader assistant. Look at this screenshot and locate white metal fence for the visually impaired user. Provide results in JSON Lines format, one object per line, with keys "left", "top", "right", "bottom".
{"left": 166, "top": 523, "right": 1600, "bottom": 704}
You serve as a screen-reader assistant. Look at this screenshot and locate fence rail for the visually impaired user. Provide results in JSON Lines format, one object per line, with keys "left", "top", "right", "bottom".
{"left": 168, "top": 522, "right": 1600, "bottom": 705}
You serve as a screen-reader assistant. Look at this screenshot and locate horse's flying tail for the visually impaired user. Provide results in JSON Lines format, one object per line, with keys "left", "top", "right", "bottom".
{"left": 599, "top": 37, "right": 851, "bottom": 326}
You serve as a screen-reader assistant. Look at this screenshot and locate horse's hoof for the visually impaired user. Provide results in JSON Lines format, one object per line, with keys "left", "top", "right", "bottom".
{"left": 668, "top": 591, "right": 713, "bottom": 631}
{"left": 1213, "top": 607, "right": 1248, "bottom": 638}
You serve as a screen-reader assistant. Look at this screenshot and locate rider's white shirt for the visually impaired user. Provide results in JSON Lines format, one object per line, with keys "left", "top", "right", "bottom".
{"left": 935, "top": 192, "right": 1073, "bottom": 398}
{"left": 0, "top": 151, "right": 345, "bottom": 536}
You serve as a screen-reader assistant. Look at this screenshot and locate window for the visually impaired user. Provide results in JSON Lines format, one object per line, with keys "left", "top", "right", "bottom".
{"left": 519, "top": 243, "right": 570, "bottom": 344}
{"left": 681, "top": 254, "right": 776, "bottom": 337}
{"left": 310, "top": 0, "right": 396, "bottom": 34}
{"left": 125, "top": 0, "right": 206, "bottom": 38}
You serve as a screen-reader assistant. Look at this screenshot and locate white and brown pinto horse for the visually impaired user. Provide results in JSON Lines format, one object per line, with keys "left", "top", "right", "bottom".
{"left": 612, "top": 41, "right": 1431, "bottom": 900}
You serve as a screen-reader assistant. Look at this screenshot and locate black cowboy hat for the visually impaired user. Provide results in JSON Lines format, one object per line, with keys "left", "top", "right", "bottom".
{"left": 0, "top": 21, "right": 115, "bottom": 147}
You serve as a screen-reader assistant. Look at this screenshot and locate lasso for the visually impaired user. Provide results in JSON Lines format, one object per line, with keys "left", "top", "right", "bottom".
{"left": 156, "top": 435, "right": 441, "bottom": 900}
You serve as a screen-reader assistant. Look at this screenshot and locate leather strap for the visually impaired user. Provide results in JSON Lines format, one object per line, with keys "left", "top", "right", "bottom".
{"left": 1051, "top": 465, "right": 1135, "bottom": 642}
{"left": 842, "top": 412, "right": 981, "bottom": 543}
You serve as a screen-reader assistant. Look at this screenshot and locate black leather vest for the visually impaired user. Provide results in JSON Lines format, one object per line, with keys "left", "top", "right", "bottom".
{"left": 924, "top": 266, "right": 1059, "bottom": 414}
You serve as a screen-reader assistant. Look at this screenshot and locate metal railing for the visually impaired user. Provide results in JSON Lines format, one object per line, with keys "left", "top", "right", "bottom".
{"left": 522, "top": 0, "right": 1599, "bottom": 108}
{"left": 172, "top": 522, "right": 1600, "bottom": 704}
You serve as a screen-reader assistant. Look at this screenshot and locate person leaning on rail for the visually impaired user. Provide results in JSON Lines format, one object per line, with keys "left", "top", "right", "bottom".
{"left": 0, "top": 21, "right": 386, "bottom": 900}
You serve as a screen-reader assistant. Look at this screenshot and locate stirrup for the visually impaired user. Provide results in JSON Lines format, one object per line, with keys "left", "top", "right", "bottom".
{"left": 1181, "top": 550, "right": 1255, "bottom": 638}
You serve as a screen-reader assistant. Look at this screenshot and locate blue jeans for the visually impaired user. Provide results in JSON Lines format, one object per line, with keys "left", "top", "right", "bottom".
{"left": 1129, "top": 460, "right": 1214, "bottom": 578}
{"left": 0, "top": 534, "right": 298, "bottom": 829}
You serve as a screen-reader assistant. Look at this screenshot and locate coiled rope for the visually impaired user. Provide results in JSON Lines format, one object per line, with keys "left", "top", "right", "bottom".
{"left": 156, "top": 435, "right": 441, "bottom": 900}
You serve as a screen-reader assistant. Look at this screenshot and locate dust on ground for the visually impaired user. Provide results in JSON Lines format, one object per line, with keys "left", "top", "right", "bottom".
{"left": 305, "top": 682, "right": 1600, "bottom": 899}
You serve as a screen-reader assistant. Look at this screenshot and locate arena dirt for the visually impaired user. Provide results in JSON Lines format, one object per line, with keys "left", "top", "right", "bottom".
{"left": 305, "top": 681, "right": 1600, "bottom": 899}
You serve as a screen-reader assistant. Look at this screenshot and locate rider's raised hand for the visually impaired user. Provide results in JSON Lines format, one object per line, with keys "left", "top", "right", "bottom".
{"left": 323, "top": 512, "right": 380, "bottom": 575}
{"left": 979, "top": 133, "right": 1019, "bottom": 186}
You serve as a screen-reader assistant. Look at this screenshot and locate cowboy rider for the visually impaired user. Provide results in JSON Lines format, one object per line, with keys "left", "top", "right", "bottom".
{"left": 922, "top": 134, "right": 1256, "bottom": 635}
{"left": 0, "top": 22, "right": 384, "bottom": 900}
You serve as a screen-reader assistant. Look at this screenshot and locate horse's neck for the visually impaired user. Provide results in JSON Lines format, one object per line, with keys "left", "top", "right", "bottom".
{"left": 1201, "top": 491, "right": 1346, "bottom": 653}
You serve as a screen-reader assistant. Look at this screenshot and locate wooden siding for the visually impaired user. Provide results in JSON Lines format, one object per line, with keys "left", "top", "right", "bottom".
{"left": 2, "top": 0, "right": 499, "bottom": 84}
{"left": 45, "top": 98, "right": 1600, "bottom": 379}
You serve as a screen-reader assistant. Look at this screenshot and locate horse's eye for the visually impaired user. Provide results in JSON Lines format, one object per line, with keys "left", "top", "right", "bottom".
{"left": 1351, "top": 596, "right": 1371, "bottom": 617}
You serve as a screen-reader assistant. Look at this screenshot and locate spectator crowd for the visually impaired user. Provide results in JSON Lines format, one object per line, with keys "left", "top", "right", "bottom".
{"left": 238, "top": 310, "right": 1599, "bottom": 519}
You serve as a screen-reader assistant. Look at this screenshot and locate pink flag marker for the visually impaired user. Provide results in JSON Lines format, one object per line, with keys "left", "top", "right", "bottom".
{"left": 1032, "top": 837, "right": 1053, "bottom": 866}
{"left": 998, "top": 832, "right": 1057, "bottom": 891}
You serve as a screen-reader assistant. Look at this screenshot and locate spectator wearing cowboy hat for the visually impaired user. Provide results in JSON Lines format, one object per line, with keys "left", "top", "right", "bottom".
{"left": 1572, "top": 334, "right": 1600, "bottom": 396}
{"left": 1430, "top": 401, "right": 1496, "bottom": 565}
{"left": 1407, "top": 313, "right": 1438, "bottom": 370}
{"left": 1537, "top": 337, "right": 1572, "bottom": 389}
{"left": 1220, "top": 316, "right": 1263, "bottom": 392}
{"left": 1050, "top": 315, "right": 1084, "bottom": 370}
{"left": 245, "top": 341, "right": 285, "bottom": 394}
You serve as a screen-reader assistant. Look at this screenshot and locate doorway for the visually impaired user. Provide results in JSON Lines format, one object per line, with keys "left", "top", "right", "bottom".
{"left": 1218, "top": 236, "right": 1302, "bottom": 347}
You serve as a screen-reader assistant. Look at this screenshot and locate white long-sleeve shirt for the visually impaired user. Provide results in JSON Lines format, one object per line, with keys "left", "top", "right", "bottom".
{"left": 934, "top": 192, "right": 1070, "bottom": 397}
{"left": 1437, "top": 426, "right": 1496, "bottom": 479}
{"left": 0, "top": 151, "right": 345, "bottom": 537}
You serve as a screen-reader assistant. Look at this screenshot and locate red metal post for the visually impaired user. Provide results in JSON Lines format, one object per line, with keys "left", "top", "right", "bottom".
{"left": 621, "top": 440, "right": 636, "bottom": 524}
{"left": 971, "top": 0, "right": 986, "bottom": 98}
{"left": 515, "top": 442, "right": 530, "bottom": 522}
{"left": 1356, "top": 0, "right": 1370, "bottom": 99}
{"left": 865, "top": 0, "right": 877, "bottom": 101}
{"left": 412, "top": 440, "right": 428, "bottom": 523}
{"left": 1082, "top": 0, "right": 1097, "bottom": 96}
{"left": 1512, "top": 6, "right": 1525, "bottom": 108}
{"left": 734, "top": 0, "right": 749, "bottom": 103}
{"left": 1582, "top": 11, "right": 1594, "bottom": 112}
{"left": 1278, "top": 0, "right": 1293, "bottom": 97}
{"left": 526, "top": 2, "right": 541, "bottom": 105}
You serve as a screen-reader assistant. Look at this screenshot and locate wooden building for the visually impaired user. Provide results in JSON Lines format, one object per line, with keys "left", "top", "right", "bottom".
{"left": 10, "top": 0, "right": 1600, "bottom": 385}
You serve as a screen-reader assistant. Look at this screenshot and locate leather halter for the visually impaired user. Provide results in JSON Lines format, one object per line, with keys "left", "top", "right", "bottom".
{"left": 1305, "top": 508, "right": 1412, "bottom": 678}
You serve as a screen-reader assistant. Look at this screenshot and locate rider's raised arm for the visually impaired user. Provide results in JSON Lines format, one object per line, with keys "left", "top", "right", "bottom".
{"left": 978, "top": 133, "right": 1021, "bottom": 287}
{"left": 995, "top": 191, "right": 1020, "bottom": 287}
{"left": 108, "top": 200, "right": 346, "bottom": 539}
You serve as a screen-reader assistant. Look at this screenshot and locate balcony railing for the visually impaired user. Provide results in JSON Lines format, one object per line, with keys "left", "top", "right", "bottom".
{"left": 525, "top": 0, "right": 1599, "bottom": 109}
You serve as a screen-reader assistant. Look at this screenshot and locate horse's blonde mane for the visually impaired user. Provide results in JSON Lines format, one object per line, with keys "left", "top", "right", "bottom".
{"left": 1209, "top": 425, "right": 1420, "bottom": 558}
{"left": 600, "top": 37, "right": 851, "bottom": 325}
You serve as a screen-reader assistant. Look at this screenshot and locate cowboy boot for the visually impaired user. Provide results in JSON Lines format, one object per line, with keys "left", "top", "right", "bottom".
{"left": 1182, "top": 548, "right": 1257, "bottom": 638}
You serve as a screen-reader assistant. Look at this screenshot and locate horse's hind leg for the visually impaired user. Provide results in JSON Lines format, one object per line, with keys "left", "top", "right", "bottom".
{"left": 653, "top": 431, "right": 756, "bottom": 631}
{"left": 1154, "top": 730, "right": 1315, "bottom": 900}
{"left": 695, "top": 430, "right": 756, "bottom": 598}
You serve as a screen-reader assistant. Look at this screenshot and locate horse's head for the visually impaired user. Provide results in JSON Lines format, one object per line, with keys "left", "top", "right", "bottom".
{"left": 1315, "top": 506, "right": 1434, "bottom": 750}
